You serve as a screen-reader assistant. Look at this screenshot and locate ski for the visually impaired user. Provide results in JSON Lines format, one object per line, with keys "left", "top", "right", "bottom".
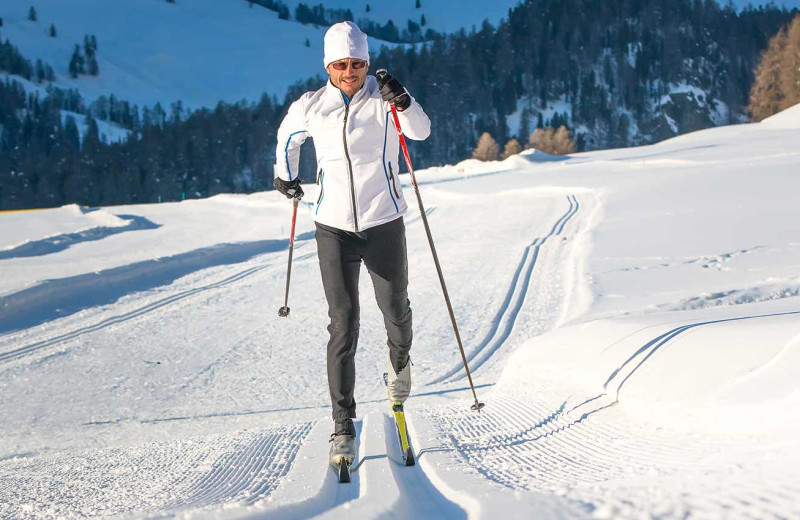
{"left": 391, "top": 402, "right": 416, "bottom": 466}
{"left": 330, "top": 457, "right": 351, "bottom": 483}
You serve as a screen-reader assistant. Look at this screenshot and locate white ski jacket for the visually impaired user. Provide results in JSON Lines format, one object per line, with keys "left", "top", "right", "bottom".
{"left": 275, "top": 75, "right": 431, "bottom": 232}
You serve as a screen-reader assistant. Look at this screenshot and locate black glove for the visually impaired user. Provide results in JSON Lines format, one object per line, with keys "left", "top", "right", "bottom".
{"left": 376, "top": 70, "right": 411, "bottom": 111}
{"left": 274, "top": 177, "right": 304, "bottom": 199}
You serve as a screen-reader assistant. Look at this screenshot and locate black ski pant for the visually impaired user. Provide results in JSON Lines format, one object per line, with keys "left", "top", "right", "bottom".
{"left": 315, "top": 217, "right": 412, "bottom": 422}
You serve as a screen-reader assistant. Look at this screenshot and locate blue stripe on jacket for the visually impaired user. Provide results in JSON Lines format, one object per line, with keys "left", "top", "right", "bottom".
{"left": 284, "top": 130, "right": 308, "bottom": 181}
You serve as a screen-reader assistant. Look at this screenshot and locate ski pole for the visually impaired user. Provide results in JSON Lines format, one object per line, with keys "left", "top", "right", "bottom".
{"left": 278, "top": 197, "right": 299, "bottom": 318}
{"left": 378, "top": 70, "right": 485, "bottom": 412}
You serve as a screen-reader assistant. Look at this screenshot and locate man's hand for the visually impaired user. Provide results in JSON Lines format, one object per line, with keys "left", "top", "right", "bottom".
{"left": 274, "top": 177, "right": 304, "bottom": 199}
{"left": 376, "top": 70, "right": 411, "bottom": 111}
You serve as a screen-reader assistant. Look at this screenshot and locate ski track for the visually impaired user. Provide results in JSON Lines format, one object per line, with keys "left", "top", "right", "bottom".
{"left": 5, "top": 179, "right": 798, "bottom": 519}
{"left": 417, "top": 391, "right": 800, "bottom": 519}
{"left": 430, "top": 194, "right": 580, "bottom": 384}
{"left": 0, "top": 204, "right": 437, "bottom": 366}
{"left": 603, "top": 309, "right": 800, "bottom": 399}
{"left": 0, "top": 423, "right": 313, "bottom": 519}
{"left": 0, "top": 248, "right": 317, "bottom": 366}
{"left": 302, "top": 411, "right": 465, "bottom": 520}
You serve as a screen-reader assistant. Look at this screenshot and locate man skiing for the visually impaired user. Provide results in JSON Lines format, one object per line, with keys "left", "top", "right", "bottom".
{"left": 273, "top": 21, "right": 431, "bottom": 471}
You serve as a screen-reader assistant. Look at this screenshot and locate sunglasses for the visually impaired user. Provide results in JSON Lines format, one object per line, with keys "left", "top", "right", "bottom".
{"left": 331, "top": 60, "right": 367, "bottom": 71}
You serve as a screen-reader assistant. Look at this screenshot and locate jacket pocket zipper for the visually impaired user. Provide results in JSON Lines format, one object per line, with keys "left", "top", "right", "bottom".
{"left": 316, "top": 169, "right": 325, "bottom": 205}
{"left": 388, "top": 162, "right": 400, "bottom": 199}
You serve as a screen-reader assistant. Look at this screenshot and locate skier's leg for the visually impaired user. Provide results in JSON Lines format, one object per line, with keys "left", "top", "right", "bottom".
{"left": 364, "top": 217, "right": 412, "bottom": 374}
{"left": 315, "top": 222, "right": 363, "bottom": 421}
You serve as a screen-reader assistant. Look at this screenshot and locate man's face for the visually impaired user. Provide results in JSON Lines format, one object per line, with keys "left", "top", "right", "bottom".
{"left": 326, "top": 58, "right": 368, "bottom": 99}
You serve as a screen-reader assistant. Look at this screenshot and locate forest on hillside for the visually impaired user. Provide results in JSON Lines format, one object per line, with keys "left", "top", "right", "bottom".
{"left": 1, "top": 0, "right": 798, "bottom": 210}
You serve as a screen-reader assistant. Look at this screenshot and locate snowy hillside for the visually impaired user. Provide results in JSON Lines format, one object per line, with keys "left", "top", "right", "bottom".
{"left": 1, "top": 105, "right": 800, "bottom": 518}
{"left": 0, "top": 0, "right": 522, "bottom": 111}
{"left": 730, "top": 0, "right": 800, "bottom": 9}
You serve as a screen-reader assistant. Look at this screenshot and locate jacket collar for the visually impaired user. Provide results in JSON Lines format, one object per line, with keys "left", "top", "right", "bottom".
{"left": 323, "top": 75, "right": 378, "bottom": 106}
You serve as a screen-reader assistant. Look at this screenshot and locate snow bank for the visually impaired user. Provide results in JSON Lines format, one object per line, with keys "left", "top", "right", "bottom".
{"left": 0, "top": 204, "right": 127, "bottom": 251}
{"left": 760, "top": 102, "right": 800, "bottom": 129}
{"left": 497, "top": 304, "right": 800, "bottom": 436}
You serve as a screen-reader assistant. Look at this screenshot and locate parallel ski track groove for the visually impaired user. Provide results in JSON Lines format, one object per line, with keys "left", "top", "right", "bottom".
{"left": 163, "top": 422, "right": 312, "bottom": 511}
{"left": 0, "top": 423, "right": 313, "bottom": 519}
{"left": 0, "top": 204, "right": 437, "bottom": 366}
{"left": 0, "top": 250, "right": 317, "bottom": 365}
{"left": 430, "top": 194, "right": 579, "bottom": 383}
{"left": 422, "top": 391, "right": 800, "bottom": 518}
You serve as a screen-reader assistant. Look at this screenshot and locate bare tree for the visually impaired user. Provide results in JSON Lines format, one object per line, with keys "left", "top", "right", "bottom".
{"left": 502, "top": 138, "right": 522, "bottom": 159}
{"left": 779, "top": 16, "right": 800, "bottom": 110}
{"left": 528, "top": 126, "right": 576, "bottom": 155}
{"left": 748, "top": 14, "right": 800, "bottom": 121}
{"left": 472, "top": 132, "right": 500, "bottom": 161}
{"left": 748, "top": 25, "right": 789, "bottom": 121}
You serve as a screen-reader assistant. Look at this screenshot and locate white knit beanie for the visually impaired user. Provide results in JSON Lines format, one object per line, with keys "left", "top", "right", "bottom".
{"left": 323, "top": 21, "right": 369, "bottom": 69}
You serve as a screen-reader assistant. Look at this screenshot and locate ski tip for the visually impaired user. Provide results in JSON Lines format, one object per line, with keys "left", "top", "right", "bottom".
{"left": 404, "top": 447, "right": 416, "bottom": 467}
{"left": 338, "top": 461, "right": 351, "bottom": 483}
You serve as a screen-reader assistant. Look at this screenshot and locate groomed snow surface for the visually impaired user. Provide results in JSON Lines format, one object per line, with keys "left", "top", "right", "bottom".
{"left": 1, "top": 106, "right": 800, "bottom": 518}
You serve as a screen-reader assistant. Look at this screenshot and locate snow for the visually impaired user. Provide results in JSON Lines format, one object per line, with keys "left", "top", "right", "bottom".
{"left": 2, "top": 102, "right": 800, "bottom": 518}
{"left": 761, "top": 101, "right": 800, "bottom": 128}
{"left": 60, "top": 110, "right": 131, "bottom": 144}
{"left": 728, "top": 0, "right": 800, "bottom": 10}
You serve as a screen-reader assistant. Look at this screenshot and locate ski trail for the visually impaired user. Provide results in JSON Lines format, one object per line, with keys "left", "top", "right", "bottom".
{"left": 0, "top": 423, "right": 313, "bottom": 519}
{"left": 403, "top": 205, "right": 437, "bottom": 227}
{"left": 602, "top": 309, "right": 800, "bottom": 399}
{"left": 305, "top": 410, "right": 465, "bottom": 519}
{"left": 0, "top": 249, "right": 317, "bottom": 365}
{"left": 0, "top": 231, "right": 316, "bottom": 337}
{"left": 0, "top": 204, "right": 436, "bottom": 365}
{"left": 429, "top": 194, "right": 580, "bottom": 384}
{"left": 414, "top": 390, "right": 800, "bottom": 519}
{"left": 254, "top": 419, "right": 364, "bottom": 520}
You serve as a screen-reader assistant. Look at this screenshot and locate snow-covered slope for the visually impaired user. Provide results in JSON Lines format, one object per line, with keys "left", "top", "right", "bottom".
{"left": 0, "top": 0, "right": 522, "bottom": 111}
{"left": 729, "top": 0, "right": 800, "bottom": 10}
{"left": 1, "top": 105, "right": 799, "bottom": 518}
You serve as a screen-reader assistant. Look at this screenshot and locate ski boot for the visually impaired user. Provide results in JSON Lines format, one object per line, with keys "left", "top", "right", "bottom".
{"left": 384, "top": 358, "right": 415, "bottom": 466}
{"left": 384, "top": 357, "right": 411, "bottom": 404}
{"left": 329, "top": 418, "right": 356, "bottom": 483}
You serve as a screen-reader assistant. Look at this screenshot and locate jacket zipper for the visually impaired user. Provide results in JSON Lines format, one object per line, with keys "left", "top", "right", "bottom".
{"left": 316, "top": 168, "right": 324, "bottom": 205}
{"left": 388, "top": 162, "right": 400, "bottom": 199}
{"left": 342, "top": 103, "right": 359, "bottom": 231}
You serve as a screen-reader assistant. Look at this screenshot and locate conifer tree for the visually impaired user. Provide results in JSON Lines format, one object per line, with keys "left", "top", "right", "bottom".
{"left": 88, "top": 55, "right": 99, "bottom": 76}
{"left": 49, "top": 24, "right": 56, "bottom": 37}
{"left": 28, "top": 7, "right": 37, "bottom": 22}
{"left": 35, "top": 59, "right": 46, "bottom": 83}
{"left": 473, "top": 132, "right": 500, "bottom": 161}
{"left": 416, "top": 0, "right": 421, "bottom": 8}
{"left": 68, "top": 45, "right": 85, "bottom": 78}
